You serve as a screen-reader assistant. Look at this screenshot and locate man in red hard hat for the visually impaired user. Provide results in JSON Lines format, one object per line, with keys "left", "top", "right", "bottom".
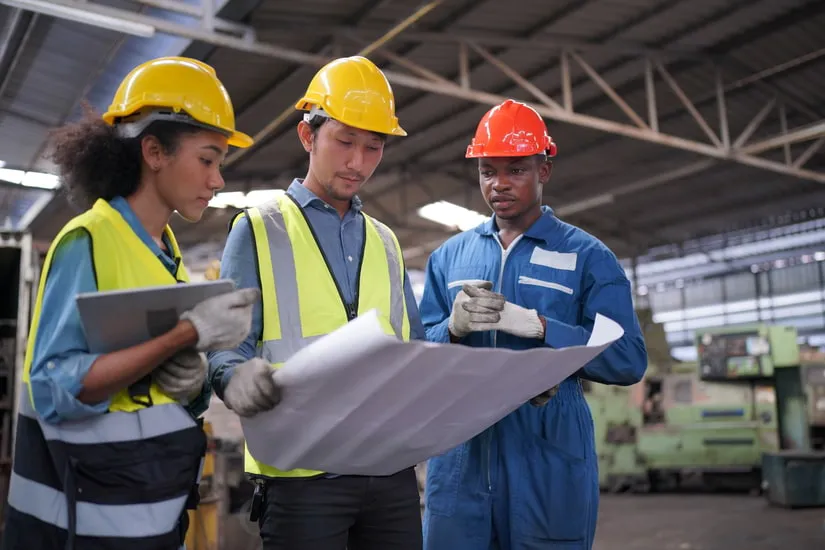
{"left": 418, "top": 99, "right": 648, "bottom": 549}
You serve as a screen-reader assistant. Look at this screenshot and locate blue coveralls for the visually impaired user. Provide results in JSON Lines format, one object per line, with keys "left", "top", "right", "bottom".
{"left": 419, "top": 206, "right": 647, "bottom": 550}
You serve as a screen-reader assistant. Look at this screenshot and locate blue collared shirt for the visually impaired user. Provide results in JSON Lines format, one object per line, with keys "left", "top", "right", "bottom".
{"left": 29, "top": 196, "right": 212, "bottom": 424}
{"left": 207, "top": 179, "right": 426, "bottom": 397}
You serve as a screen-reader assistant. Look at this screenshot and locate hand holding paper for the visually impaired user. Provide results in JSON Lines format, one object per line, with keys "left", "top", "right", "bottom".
{"left": 223, "top": 358, "right": 282, "bottom": 417}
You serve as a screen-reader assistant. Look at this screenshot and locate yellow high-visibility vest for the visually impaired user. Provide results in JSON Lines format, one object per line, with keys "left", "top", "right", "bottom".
{"left": 6, "top": 199, "right": 205, "bottom": 547}
{"left": 239, "top": 193, "right": 410, "bottom": 478}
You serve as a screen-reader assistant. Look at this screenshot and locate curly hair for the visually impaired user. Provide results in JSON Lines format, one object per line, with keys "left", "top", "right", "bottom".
{"left": 48, "top": 103, "right": 201, "bottom": 209}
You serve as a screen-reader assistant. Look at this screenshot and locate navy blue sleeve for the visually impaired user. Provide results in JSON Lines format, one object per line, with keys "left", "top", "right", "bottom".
{"left": 543, "top": 256, "right": 647, "bottom": 386}
{"left": 419, "top": 247, "right": 454, "bottom": 344}
{"left": 206, "top": 214, "right": 262, "bottom": 399}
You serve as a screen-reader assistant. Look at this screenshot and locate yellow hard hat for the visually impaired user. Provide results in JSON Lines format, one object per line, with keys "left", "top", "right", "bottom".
{"left": 102, "top": 56, "right": 253, "bottom": 149}
{"left": 295, "top": 56, "right": 406, "bottom": 137}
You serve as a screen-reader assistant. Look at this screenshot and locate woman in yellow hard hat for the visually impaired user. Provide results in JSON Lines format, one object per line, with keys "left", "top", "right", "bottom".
{"left": 2, "top": 56, "right": 261, "bottom": 550}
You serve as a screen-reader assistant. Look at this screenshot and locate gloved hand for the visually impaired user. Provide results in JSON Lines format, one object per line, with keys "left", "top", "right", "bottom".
{"left": 222, "top": 358, "right": 282, "bottom": 417}
{"left": 154, "top": 348, "right": 207, "bottom": 401}
{"left": 461, "top": 285, "right": 546, "bottom": 340}
{"left": 181, "top": 288, "right": 260, "bottom": 351}
{"left": 448, "top": 281, "right": 505, "bottom": 338}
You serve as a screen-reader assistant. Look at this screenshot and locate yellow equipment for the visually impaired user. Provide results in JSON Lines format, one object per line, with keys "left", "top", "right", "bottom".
{"left": 295, "top": 56, "right": 407, "bottom": 136}
{"left": 102, "top": 56, "right": 253, "bottom": 148}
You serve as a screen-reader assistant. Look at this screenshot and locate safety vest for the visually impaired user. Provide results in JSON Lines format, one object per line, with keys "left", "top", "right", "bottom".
{"left": 3, "top": 199, "right": 206, "bottom": 550}
{"left": 239, "top": 193, "right": 410, "bottom": 478}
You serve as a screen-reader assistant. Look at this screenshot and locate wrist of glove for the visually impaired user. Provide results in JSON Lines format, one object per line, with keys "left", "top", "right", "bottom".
{"left": 223, "top": 358, "right": 282, "bottom": 417}
{"left": 449, "top": 282, "right": 544, "bottom": 340}
{"left": 497, "top": 302, "right": 545, "bottom": 340}
{"left": 181, "top": 287, "right": 260, "bottom": 352}
{"left": 154, "top": 349, "right": 208, "bottom": 402}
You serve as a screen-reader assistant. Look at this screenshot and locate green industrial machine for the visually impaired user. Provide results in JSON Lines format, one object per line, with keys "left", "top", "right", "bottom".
{"left": 586, "top": 311, "right": 825, "bottom": 500}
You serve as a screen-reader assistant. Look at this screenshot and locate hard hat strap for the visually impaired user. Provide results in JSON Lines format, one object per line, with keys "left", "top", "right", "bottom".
{"left": 302, "top": 105, "right": 331, "bottom": 125}
{"left": 114, "top": 109, "right": 230, "bottom": 140}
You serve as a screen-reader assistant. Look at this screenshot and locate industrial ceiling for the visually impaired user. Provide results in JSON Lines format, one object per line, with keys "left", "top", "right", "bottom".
{"left": 1, "top": 0, "right": 824, "bottom": 278}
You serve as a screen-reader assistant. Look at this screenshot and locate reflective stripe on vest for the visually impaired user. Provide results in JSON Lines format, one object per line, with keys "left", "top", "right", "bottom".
{"left": 7, "top": 396, "right": 197, "bottom": 539}
{"left": 254, "top": 196, "right": 406, "bottom": 365}
{"left": 3, "top": 199, "right": 203, "bottom": 549}
{"left": 241, "top": 194, "right": 410, "bottom": 478}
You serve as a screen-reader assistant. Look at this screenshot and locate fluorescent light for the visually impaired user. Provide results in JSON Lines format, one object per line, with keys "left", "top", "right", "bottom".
{"left": 0, "top": 168, "right": 60, "bottom": 189}
{"left": 0, "top": 168, "right": 24, "bottom": 184}
{"left": 2, "top": 0, "right": 156, "bottom": 38}
{"left": 21, "top": 171, "right": 60, "bottom": 189}
{"left": 0, "top": 160, "right": 6, "bottom": 168}
{"left": 209, "top": 189, "right": 286, "bottom": 209}
{"left": 418, "top": 200, "right": 488, "bottom": 231}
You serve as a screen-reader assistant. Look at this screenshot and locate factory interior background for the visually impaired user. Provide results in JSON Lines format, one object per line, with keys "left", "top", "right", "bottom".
{"left": 1, "top": 0, "right": 825, "bottom": 548}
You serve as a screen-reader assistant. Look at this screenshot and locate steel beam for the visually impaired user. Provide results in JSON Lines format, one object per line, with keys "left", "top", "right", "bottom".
{"left": 223, "top": 0, "right": 444, "bottom": 168}
{"left": 12, "top": 0, "right": 825, "bottom": 186}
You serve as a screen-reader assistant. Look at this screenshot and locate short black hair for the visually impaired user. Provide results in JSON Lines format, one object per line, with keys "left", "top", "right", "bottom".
{"left": 48, "top": 102, "right": 202, "bottom": 209}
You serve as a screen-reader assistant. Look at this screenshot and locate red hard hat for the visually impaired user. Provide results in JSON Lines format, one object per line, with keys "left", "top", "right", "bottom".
{"left": 465, "top": 99, "right": 557, "bottom": 159}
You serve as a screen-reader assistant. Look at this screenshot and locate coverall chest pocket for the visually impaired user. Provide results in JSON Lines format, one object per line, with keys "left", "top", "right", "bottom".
{"left": 514, "top": 265, "right": 578, "bottom": 323}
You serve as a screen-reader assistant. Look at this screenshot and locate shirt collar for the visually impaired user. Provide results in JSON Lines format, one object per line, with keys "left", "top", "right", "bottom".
{"left": 286, "top": 178, "right": 363, "bottom": 213}
{"left": 109, "top": 196, "right": 176, "bottom": 261}
{"left": 475, "top": 205, "right": 558, "bottom": 245}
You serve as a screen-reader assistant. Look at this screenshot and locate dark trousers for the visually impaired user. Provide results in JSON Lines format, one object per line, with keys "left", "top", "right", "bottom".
{"left": 258, "top": 467, "right": 422, "bottom": 550}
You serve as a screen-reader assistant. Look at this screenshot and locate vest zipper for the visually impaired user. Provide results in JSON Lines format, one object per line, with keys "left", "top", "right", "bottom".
{"left": 286, "top": 194, "right": 365, "bottom": 322}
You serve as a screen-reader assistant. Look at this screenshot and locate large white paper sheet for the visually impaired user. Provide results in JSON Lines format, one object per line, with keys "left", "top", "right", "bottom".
{"left": 240, "top": 309, "right": 624, "bottom": 476}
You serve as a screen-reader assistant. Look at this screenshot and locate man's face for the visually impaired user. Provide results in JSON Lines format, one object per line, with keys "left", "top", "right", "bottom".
{"left": 478, "top": 155, "right": 551, "bottom": 220}
{"left": 299, "top": 119, "right": 385, "bottom": 202}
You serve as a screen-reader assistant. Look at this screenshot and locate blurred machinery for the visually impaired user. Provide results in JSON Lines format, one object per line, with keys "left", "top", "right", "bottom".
{"left": 586, "top": 308, "right": 825, "bottom": 507}
{"left": 0, "top": 231, "right": 37, "bottom": 533}
{"left": 185, "top": 421, "right": 263, "bottom": 550}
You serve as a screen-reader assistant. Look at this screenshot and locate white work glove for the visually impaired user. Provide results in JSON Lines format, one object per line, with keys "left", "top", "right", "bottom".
{"left": 461, "top": 284, "right": 545, "bottom": 340}
{"left": 448, "top": 282, "right": 505, "bottom": 338}
{"left": 222, "top": 358, "right": 282, "bottom": 417}
{"left": 154, "top": 348, "right": 207, "bottom": 401}
{"left": 180, "top": 288, "right": 260, "bottom": 351}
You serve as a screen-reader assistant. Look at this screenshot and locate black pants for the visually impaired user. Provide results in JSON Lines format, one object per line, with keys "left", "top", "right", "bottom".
{"left": 258, "top": 467, "right": 422, "bottom": 550}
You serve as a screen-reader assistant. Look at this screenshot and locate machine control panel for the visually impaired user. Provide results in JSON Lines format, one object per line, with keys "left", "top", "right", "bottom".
{"left": 697, "top": 330, "right": 772, "bottom": 381}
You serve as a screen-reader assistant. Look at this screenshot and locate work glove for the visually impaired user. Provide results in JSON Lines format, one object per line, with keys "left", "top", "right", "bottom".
{"left": 154, "top": 348, "right": 207, "bottom": 401}
{"left": 222, "top": 358, "right": 282, "bottom": 417}
{"left": 461, "top": 284, "right": 545, "bottom": 340}
{"left": 180, "top": 288, "right": 260, "bottom": 352}
{"left": 448, "top": 281, "right": 505, "bottom": 338}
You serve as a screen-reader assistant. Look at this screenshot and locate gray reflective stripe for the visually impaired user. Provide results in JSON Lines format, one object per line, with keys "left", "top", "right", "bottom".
{"left": 256, "top": 200, "right": 406, "bottom": 363}
{"left": 369, "top": 217, "right": 404, "bottom": 339}
{"left": 256, "top": 200, "right": 303, "bottom": 363}
{"left": 18, "top": 394, "right": 196, "bottom": 444}
{"left": 7, "top": 471, "right": 187, "bottom": 538}
{"left": 262, "top": 334, "right": 324, "bottom": 364}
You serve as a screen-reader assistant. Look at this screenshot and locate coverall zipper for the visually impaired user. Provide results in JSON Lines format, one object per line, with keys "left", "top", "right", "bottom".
{"left": 486, "top": 234, "right": 520, "bottom": 492}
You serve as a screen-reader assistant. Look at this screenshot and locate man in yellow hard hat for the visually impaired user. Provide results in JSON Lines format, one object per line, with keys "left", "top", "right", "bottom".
{"left": 208, "top": 56, "right": 425, "bottom": 550}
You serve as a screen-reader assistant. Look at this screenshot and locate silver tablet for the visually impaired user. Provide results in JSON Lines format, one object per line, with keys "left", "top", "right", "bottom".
{"left": 76, "top": 280, "right": 235, "bottom": 353}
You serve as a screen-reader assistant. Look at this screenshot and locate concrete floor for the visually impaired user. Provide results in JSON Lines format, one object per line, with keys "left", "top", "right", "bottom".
{"left": 594, "top": 493, "right": 825, "bottom": 550}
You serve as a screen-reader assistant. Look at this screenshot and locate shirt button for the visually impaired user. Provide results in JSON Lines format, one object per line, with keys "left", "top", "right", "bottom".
{"left": 47, "top": 361, "right": 55, "bottom": 370}
{"left": 347, "top": 256, "right": 353, "bottom": 262}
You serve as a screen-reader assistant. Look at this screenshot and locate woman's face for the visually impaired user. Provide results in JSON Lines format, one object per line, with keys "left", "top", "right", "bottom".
{"left": 151, "top": 129, "right": 228, "bottom": 222}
